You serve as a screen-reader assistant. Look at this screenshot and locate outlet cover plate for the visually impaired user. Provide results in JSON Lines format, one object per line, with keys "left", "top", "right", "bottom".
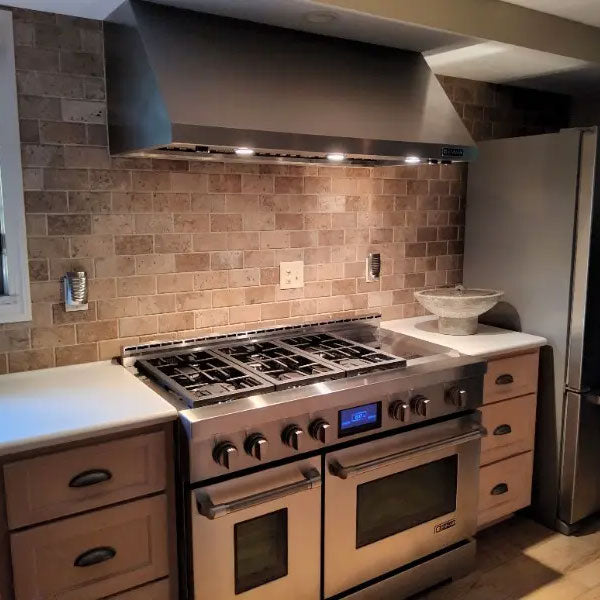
{"left": 280, "top": 261, "right": 304, "bottom": 289}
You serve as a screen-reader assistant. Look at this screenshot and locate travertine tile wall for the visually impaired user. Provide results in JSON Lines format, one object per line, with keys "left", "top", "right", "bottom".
{"left": 0, "top": 7, "right": 571, "bottom": 372}
{"left": 437, "top": 74, "right": 570, "bottom": 141}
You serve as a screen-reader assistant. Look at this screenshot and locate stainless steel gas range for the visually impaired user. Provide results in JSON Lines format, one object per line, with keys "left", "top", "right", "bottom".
{"left": 122, "top": 316, "right": 487, "bottom": 600}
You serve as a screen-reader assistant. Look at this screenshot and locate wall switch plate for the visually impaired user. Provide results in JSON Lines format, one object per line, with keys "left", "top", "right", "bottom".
{"left": 280, "top": 261, "right": 304, "bottom": 289}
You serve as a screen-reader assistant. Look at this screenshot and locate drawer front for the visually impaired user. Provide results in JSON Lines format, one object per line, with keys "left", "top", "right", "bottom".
{"left": 10, "top": 495, "right": 169, "bottom": 600}
{"left": 105, "top": 578, "right": 171, "bottom": 599}
{"left": 480, "top": 394, "right": 537, "bottom": 466}
{"left": 483, "top": 351, "right": 539, "bottom": 405}
{"left": 4, "top": 431, "right": 166, "bottom": 529}
{"left": 478, "top": 451, "right": 534, "bottom": 528}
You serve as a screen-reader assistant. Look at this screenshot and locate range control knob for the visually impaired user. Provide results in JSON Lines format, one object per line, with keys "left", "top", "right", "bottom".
{"left": 411, "top": 394, "right": 431, "bottom": 417}
{"left": 446, "top": 386, "right": 468, "bottom": 408}
{"left": 389, "top": 400, "right": 410, "bottom": 422}
{"left": 309, "top": 419, "right": 331, "bottom": 444}
{"left": 213, "top": 441, "right": 238, "bottom": 469}
{"left": 282, "top": 425, "right": 304, "bottom": 451}
{"left": 245, "top": 433, "right": 269, "bottom": 461}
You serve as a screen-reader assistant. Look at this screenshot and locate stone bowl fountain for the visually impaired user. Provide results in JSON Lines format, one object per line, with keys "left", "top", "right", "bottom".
{"left": 414, "top": 286, "right": 504, "bottom": 335}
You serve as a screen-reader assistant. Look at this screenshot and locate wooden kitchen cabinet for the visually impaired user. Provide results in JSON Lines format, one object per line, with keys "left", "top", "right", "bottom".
{"left": 483, "top": 351, "right": 539, "bottom": 405}
{"left": 0, "top": 424, "right": 177, "bottom": 600}
{"left": 3, "top": 431, "right": 166, "bottom": 529}
{"left": 477, "top": 349, "right": 539, "bottom": 528}
{"left": 478, "top": 451, "right": 534, "bottom": 527}
{"left": 10, "top": 496, "right": 169, "bottom": 600}
{"left": 479, "top": 394, "right": 536, "bottom": 466}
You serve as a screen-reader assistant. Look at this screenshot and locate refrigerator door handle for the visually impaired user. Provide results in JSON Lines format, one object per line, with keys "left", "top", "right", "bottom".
{"left": 565, "top": 130, "right": 598, "bottom": 391}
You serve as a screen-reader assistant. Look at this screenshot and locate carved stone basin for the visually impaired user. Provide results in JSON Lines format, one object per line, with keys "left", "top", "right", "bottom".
{"left": 414, "top": 286, "right": 504, "bottom": 335}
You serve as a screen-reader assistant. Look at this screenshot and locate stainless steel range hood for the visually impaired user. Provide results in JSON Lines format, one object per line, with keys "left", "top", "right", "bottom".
{"left": 105, "top": 0, "right": 476, "bottom": 165}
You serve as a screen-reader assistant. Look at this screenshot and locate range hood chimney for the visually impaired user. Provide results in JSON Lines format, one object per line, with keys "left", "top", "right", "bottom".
{"left": 105, "top": 0, "right": 476, "bottom": 166}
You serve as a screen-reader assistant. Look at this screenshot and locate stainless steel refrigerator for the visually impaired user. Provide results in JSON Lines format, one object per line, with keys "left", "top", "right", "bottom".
{"left": 464, "top": 126, "right": 600, "bottom": 534}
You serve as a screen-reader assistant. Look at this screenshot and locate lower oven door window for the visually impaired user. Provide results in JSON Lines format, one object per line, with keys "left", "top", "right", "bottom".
{"left": 191, "top": 457, "right": 321, "bottom": 600}
{"left": 324, "top": 416, "right": 483, "bottom": 598}
{"left": 234, "top": 508, "right": 288, "bottom": 594}
{"left": 356, "top": 455, "right": 458, "bottom": 548}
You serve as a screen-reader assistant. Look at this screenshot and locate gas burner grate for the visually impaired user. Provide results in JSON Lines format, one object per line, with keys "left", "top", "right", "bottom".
{"left": 213, "top": 340, "right": 344, "bottom": 389}
{"left": 280, "top": 333, "right": 406, "bottom": 375}
{"left": 136, "top": 349, "right": 274, "bottom": 407}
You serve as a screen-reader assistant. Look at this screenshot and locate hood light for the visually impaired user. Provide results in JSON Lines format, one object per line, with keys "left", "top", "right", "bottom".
{"left": 327, "top": 153, "right": 345, "bottom": 162}
{"left": 235, "top": 147, "right": 255, "bottom": 156}
{"left": 404, "top": 156, "right": 421, "bottom": 164}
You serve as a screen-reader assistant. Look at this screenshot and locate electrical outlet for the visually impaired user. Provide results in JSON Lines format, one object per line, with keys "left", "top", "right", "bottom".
{"left": 366, "top": 252, "right": 381, "bottom": 282}
{"left": 280, "top": 261, "right": 304, "bottom": 289}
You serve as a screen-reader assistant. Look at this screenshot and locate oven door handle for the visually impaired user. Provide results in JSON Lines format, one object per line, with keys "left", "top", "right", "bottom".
{"left": 328, "top": 426, "right": 486, "bottom": 480}
{"left": 196, "top": 467, "right": 321, "bottom": 519}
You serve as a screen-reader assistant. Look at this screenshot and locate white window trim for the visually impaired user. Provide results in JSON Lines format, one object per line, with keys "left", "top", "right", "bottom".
{"left": 0, "top": 9, "right": 31, "bottom": 323}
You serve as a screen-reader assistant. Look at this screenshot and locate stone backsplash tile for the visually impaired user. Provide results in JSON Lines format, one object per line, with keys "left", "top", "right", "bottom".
{"left": 0, "top": 5, "right": 571, "bottom": 372}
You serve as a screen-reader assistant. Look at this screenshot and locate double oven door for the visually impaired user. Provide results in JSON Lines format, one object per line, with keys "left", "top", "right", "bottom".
{"left": 190, "top": 415, "right": 483, "bottom": 600}
{"left": 191, "top": 457, "right": 321, "bottom": 599}
{"left": 324, "top": 415, "right": 483, "bottom": 598}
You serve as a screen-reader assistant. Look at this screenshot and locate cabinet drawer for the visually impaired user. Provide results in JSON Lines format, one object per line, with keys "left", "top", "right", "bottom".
{"left": 478, "top": 451, "right": 534, "bottom": 528}
{"left": 10, "top": 495, "right": 168, "bottom": 600}
{"left": 105, "top": 578, "right": 171, "bottom": 599}
{"left": 484, "top": 351, "right": 539, "bottom": 404}
{"left": 4, "top": 431, "right": 166, "bottom": 529}
{"left": 480, "top": 394, "right": 536, "bottom": 466}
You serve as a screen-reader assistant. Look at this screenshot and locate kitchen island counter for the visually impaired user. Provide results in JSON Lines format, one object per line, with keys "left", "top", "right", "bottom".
{"left": 0, "top": 360, "right": 177, "bottom": 457}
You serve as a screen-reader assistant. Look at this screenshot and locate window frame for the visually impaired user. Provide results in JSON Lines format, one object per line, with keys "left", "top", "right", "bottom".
{"left": 0, "top": 9, "right": 31, "bottom": 323}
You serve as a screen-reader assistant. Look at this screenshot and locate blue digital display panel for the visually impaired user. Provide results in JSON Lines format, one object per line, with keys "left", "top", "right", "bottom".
{"left": 338, "top": 402, "right": 381, "bottom": 437}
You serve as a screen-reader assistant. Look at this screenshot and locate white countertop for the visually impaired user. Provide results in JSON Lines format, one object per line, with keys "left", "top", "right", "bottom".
{"left": 0, "top": 361, "right": 177, "bottom": 457}
{"left": 383, "top": 316, "right": 547, "bottom": 357}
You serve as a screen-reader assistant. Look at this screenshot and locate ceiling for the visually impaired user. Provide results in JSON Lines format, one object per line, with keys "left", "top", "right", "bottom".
{"left": 3, "top": 0, "right": 600, "bottom": 29}
{"left": 152, "top": 0, "right": 470, "bottom": 53}
{"left": 501, "top": 0, "right": 600, "bottom": 28}
{"left": 2, "top": 0, "right": 600, "bottom": 95}
{"left": 425, "top": 42, "right": 597, "bottom": 95}
{"left": 0, "top": 0, "right": 470, "bottom": 52}
{"left": 148, "top": 0, "right": 600, "bottom": 96}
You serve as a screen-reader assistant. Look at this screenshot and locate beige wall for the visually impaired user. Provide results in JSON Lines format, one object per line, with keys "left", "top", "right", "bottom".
{"left": 0, "top": 6, "right": 570, "bottom": 373}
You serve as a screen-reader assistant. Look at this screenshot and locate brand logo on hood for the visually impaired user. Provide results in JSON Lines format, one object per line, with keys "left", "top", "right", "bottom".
{"left": 442, "top": 147, "right": 464, "bottom": 158}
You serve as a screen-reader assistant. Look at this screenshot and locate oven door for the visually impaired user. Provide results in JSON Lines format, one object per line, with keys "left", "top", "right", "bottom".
{"left": 191, "top": 457, "right": 321, "bottom": 600}
{"left": 324, "top": 415, "right": 484, "bottom": 598}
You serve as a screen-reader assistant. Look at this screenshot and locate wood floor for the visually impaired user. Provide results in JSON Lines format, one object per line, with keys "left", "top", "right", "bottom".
{"left": 416, "top": 515, "right": 600, "bottom": 600}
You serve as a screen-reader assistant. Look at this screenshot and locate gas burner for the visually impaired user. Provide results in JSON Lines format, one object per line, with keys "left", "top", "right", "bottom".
{"left": 281, "top": 333, "right": 406, "bottom": 375}
{"left": 131, "top": 319, "right": 417, "bottom": 408}
{"left": 213, "top": 340, "right": 344, "bottom": 389}
{"left": 136, "top": 349, "right": 273, "bottom": 407}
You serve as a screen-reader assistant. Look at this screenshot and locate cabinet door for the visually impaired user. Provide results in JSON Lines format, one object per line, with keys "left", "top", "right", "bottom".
{"left": 478, "top": 452, "right": 534, "bottom": 528}
{"left": 10, "top": 495, "right": 169, "bottom": 600}
{"left": 483, "top": 352, "right": 539, "bottom": 405}
{"left": 480, "top": 394, "right": 536, "bottom": 465}
{"left": 4, "top": 431, "right": 166, "bottom": 529}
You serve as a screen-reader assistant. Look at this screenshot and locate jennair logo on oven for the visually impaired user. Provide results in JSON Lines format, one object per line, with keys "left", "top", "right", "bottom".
{"left": 434, "top": 518, "right": 456, "bottom": 533}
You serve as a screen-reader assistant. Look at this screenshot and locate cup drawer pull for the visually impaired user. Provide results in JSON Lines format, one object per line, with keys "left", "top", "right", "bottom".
{"left": 74, "top": 546, "right": 116, "bottom": 568}
{"left": 495, "top": 374, "right": 514, "bottom": 386}
{"left": 69, "top": 469, "right": 112, "bottom": 488}
{"left": 493, "top": 424, "right": 512, "bottom": 436}
{"left": 491, "top": 483, "right": 509, "bottom": 496}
